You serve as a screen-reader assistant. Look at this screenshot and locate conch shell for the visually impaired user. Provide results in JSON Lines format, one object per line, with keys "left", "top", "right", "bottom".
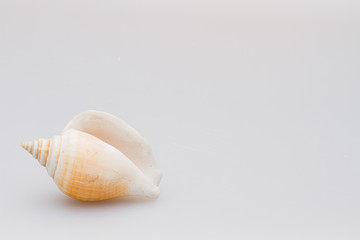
{"left": 21, "top": 110, "right": 162, "bottom": 201}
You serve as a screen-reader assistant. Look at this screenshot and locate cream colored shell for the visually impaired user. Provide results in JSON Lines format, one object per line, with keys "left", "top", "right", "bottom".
{"left": 63, "top": 110, "right": 162, "bottom": 186}
{"left": 21, "top": 111, "right": 161, "bottom": 201}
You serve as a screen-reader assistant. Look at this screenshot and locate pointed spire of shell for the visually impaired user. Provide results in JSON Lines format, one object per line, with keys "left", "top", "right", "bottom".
{"left": 21, "top": 139, "right": 51, "bottom": 166}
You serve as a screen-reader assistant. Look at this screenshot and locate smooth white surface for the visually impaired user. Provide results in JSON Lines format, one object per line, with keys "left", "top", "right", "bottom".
{"left": 1, "top": 1, "right": 359, "bottom": 239}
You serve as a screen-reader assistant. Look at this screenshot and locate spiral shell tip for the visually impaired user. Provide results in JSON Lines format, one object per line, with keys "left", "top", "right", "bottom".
{"left": 21, "top": 141, "right": 29, "bottom": 151}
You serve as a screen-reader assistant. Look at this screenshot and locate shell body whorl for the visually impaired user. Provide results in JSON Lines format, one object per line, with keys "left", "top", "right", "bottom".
{"left": 63, "top": 110, "right": 162, "bottom": 186}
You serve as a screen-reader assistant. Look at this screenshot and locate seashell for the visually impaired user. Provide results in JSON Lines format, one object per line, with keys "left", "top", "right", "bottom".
{"left": 63, "top": 110, "right": 162, "bottom": 186}
{"left": 21, "top": 111, "right": 161, "bottom": 201}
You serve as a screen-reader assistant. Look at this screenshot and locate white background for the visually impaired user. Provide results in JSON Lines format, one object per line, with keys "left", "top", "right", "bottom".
{"left": 1, "top": 1, "right": 359, "bottom": 239}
